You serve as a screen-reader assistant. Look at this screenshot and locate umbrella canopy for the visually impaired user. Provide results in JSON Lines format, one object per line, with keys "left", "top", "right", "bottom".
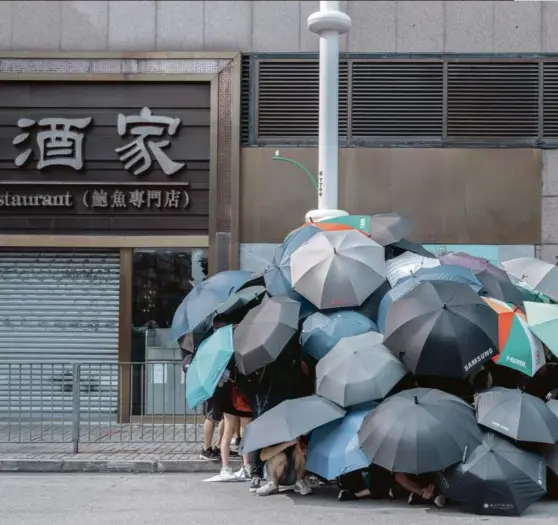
{"left": 437, "top": 432, "right": 546, "bottom": 516}
{"left": 525, "top": 301, "right": 558, "bottom": 359}
{"left": 315, "top": 214, "right": 372, "bottom": 235}
{"left": 358, "top": 388, "right": 482, "bottom": 474}
{"left": 383, "top": 281, "right": 500, "bottom": 379}
{"left": 509, "top": 274, "right": 553, "bottom": 304}
{"left": 170, "top": 270, "right": 253, "bottom": 342}
{"left": 233, "top": 295, "right": 300, "bottom": 375}
{"left": 306, "top": 403, "right": 376, "bottom": 480}
{"left": 399, "top": 265, "right": 484, "bottom": 292}
{"left": 441, "top": 252, "right": 524, "bottom": 308}
{"left": 240, "top": 395, "right": 346, "bottom": 454}
{"left": 185, "top": 325, "right": 234, "bottom": 410}
{"left": 316, "top": 332, "right": 407, "bottom": 407}
{"left": 503, "top": 257, "right": 558, "bottom": 303}
{"left": 377, "top": 279, "right": 420, "bottom": 333}
{"left": 301, "top": 310, "right": 378, "bottom": 361}
{"left": 482, "top": 297, "right": 545, "bottom": 377}
{"left": 291, "top": 230, "right": 386, "bottom": 310}
{"left": 265, "top": 224, "right": 320, "bottom": 299}
{"left": 385, "top": 239, "right": 435, "bottom": 260}
{"left": 368, "top": 212, "right": 413, "bottom": 246}
{"left": 215, "top": 286, "right": 266, "bottom": 317}
{"left": 476, "top": 387, "right": 558, "bottom": 444}
{"left": 385, "top": 251, "right": 440, "bottom": 287}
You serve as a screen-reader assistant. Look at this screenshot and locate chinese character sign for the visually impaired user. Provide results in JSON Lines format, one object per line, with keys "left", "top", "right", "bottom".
{"left": 82, "top": 188, "right": 190, "bottom": 210}
{"left": 115, "top": 107, "right": 185, "bottom": 177}
{"left": 13, "top": 117, "right": 92, "bottom": 171}
{"left": 12, "top": 107, "right": 186, "bottom": 177}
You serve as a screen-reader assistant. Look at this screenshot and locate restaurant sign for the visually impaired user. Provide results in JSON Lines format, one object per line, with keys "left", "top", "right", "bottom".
{"left": 0, "top": 81, "right": 210, "bottom": 235}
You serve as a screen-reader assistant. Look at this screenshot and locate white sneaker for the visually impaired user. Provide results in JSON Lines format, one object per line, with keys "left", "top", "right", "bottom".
{"left": 235, "top": 465, "right": 251, "bottom": 481}
{"left": 256, "top": 481, "right": 279, "bottom": 496}
{"left": 294, "top": 478, "right": 312, "bottom": 495}
{"left": 218, "top": 467, "right": 237, "bottom": 481}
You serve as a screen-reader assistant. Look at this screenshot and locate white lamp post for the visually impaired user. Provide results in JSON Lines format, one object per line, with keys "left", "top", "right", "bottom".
{"left": 306, "top": 1, "right": 351, "bottom": 223}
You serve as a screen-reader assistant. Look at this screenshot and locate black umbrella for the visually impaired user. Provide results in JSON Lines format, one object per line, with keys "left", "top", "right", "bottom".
{"left": 358, "top": 388, "right": 482, "bottom": 474}
{"left": 383, "top": 281, "right": 500, "bottom": 379}
{"left": 437, "top": 432, "right": 546, "bottom": 516}
{"left": 233, "top": 295, "right": 300, "bottom": 375}
{"left": 387, "top": 238, "right": 436, "bottom": 259}
{"left": 476, "top": 387, "right": 558, "bottom": 444}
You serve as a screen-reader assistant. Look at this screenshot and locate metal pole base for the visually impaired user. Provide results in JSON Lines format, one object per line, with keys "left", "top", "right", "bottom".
{"left": 305, "top": 209, "right": 349, "bottom": 223}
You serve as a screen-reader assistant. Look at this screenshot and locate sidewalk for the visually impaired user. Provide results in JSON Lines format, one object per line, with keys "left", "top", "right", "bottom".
{"left": 0, "top": 422, "right": 231, "bottom": 473}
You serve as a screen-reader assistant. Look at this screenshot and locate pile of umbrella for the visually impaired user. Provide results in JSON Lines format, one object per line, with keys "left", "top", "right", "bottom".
{"left": 171, "top": 212, "right": 558, "bottom": 516}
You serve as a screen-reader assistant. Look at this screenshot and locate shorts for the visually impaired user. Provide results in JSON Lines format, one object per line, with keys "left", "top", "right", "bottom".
{"left": 206, "top": 395, "right": 223, "bottom": 422}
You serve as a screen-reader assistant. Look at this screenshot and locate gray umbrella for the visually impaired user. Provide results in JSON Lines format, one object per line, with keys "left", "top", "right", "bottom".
{"left": 476, "top": 387, "right": 558, "bottom": 444}
{"left": 233, "top": 295, "right": 300, "bottom": 375}
{"left": 240, "top": 395, "right": 346, "bottom": 454}
{"left": 316, "top": 331, "right": 408, "bottom": 407}
{"left": 503, "top": 257, "right": 558, "bottom": 302}
{"left": 291, "top": 230, "right": 386, "bottom": 310}
{"left": 369, "top": 212, "right": 413, "bottom": 246}
{"left": 358, "top": 388, "right": 482, "bottom": 474}
{"left": 437, "top": 432, "right": 546, "bottom": 516}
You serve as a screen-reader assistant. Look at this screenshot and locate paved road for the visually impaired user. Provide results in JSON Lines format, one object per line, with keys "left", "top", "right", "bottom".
{"left": 1, "top": 473, "right": 558, "bottom": 525}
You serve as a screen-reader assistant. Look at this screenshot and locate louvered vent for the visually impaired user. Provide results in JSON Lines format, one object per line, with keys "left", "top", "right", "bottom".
{"left": 543, "top": 62, "right": 558, "bottom": 138}
{"left": 351, "top": 62, "right": 443, "bottom": 138}
{"left": 241, "top": 54, "right": 251, "bottom": 145}
{"left": 447, "top": 62, "right": 539, "bottom": 138}
{"left": 256, "top": 60, "right": 348, "bottom": 139}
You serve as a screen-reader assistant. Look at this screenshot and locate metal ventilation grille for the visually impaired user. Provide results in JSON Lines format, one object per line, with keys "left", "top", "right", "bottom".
{"left": 256, "top": 60, "right": 348, "bottom": 138}
{"left": 447, "top": 62, "right": 539, "bottom": 138}
{"left": 241, "top": 54, "right": 251, "bottom": 145}
{"left": 351, "top": 62, "right": 443, "bottom": 137}
{"left": 543, "top": 62, "right": 558, "bottom": 138}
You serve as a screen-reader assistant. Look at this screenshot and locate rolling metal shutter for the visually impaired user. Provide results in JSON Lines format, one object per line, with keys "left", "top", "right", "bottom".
{"left": 543, "top": 62, "right": 558, "bottom": 139}
{"left": 256, "top": 59, "right": 349, "bottom": 139}
{"left": 0, "top": 251, "right": 120, "bottom": 415}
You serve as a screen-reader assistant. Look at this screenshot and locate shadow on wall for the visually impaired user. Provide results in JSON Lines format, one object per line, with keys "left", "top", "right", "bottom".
{"left": 239, "top": 243, "right": 536, "bottom": 274}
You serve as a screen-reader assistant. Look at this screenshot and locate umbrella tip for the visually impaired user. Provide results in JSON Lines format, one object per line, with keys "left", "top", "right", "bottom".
{"left": 442, "top": 303, "right": 447, "bottom": 309}
{"left": 414, "top": 395, "right": 419, "bottom": 405}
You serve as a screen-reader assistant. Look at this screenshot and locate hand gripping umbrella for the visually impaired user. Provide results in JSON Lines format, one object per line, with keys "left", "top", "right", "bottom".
{"left": 383, "top": 280, "right": 500, "bottom": 379}
{"left": 291, "top": 230, "right": 386, "bottom": 310}
{"left": 233, "top": 295, "right": 300, "bottom": 375}
{"left": 503, "top": 257, "right": 558, "bottom": 303}
{"left": 358, "top": 388, "right": 482, "bottom": 474}
{"left": 437, "top": 432, "right": 546, "bottom": 516}
{"left": 315, "top": 331, "right": 408, "bottom": 407}
{"left": 240, "top": 395, "right": 346, "bottom": 454}
{"left": 476, "top": 387, "right": 558, "bottom": 444}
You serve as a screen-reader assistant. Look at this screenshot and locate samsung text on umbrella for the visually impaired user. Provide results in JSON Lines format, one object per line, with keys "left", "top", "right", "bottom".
{"left": 463, "top": 348, "right": 495, "bottom": 372}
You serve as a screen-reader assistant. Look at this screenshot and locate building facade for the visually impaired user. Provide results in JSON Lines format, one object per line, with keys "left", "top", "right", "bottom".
{"left": 0, "top": 0, "right": 555, "bottom": 415}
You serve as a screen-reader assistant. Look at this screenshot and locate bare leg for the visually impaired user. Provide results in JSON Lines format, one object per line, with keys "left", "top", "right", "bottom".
{"left": 203, "top": 418, "right": 215, "bottom": 450}
{"left": 239, "top": 416, "right": 252, "bottom": 467}
{"left": 216, "top": 419, "right": 224, "bottom": 449}
{"left": 221, "top": 414, "right": 238, "bottom": 468}
{"left": 267, "top": 452, "right": 288, "bottom": 486}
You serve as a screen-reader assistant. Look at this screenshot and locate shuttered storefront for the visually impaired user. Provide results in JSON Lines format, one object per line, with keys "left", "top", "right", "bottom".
{"left": 0, "top": 251, "right": 120, "bottom": 415}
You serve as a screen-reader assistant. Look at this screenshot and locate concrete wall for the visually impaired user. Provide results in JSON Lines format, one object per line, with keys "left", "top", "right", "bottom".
{"left": 0, "top": 1, "right": 553, "bottom": 53}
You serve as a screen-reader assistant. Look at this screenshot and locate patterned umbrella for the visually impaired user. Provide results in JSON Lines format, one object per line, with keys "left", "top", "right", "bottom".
{"left": 385, "top": 251, "right": 440, "bottom": 287}
{"left": 483, "top": 297, "right": 545, "bottom": 377}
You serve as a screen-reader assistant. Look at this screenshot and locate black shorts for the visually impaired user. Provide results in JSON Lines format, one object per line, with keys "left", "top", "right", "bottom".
{"left": 205, "top": 386, "right": 226, "bottom": 422}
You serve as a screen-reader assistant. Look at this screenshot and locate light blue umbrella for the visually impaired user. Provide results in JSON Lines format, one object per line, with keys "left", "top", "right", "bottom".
{"left": 185, "top": 324, "right": 234, "bottom": 410}
{"left": 170, "top": 270, "right": 252, "bottom": 342}
{"left": 306, "top": 403, "right": 377, "bottom": 480}
{"left": 301, "top": 311, "right": 378, "bottom": 361}
{"left": 399, "top": 265, "right": 484, "bottom": 292}
{"left": 265, "top": 225, "right": 320, "bottom": 320}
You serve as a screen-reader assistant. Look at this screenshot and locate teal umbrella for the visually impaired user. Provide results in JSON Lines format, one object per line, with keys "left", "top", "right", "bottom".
{"left": 185, "top": 325, "right": 234, "bottom": 410}
{"left": 525, "top": 301, "right": 558, "bottom": 359}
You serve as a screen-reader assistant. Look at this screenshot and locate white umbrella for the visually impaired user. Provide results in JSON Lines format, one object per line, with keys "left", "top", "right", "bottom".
{"left": 386, "top": 251, "right": 440, "bottom": 287}
{"left": 291, "top": 230, "right": 386, "bottom": 310}
{"left": 503, "top": 257, "right": 558, "bottom": 302}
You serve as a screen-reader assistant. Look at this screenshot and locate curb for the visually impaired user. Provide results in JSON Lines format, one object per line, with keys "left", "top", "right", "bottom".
{"left": 0, "top": 459, "right": 227, "bottom": 474}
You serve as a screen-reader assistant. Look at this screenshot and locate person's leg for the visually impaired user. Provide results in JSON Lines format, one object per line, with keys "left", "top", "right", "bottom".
{"left": 220, "top": 413, "right": 238, "bottom": 478}
{"left": 256, "top": 453, "right": 287, "bottom": 496}
{"left": 292, "top": 444, "right": 312, "bottom": 495}
{"left": 200, "top": 417, "right": 216, "bottom": 460}
{"left": 235, "top": 416, "right": 252, "bottom": 480}
{"left": 232, "top": 418, "right": 241, "bottom": 448}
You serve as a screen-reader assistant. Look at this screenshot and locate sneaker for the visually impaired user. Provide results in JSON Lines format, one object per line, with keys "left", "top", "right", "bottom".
{"left": 256, "top": 481, "right": 279, "bottom": 496}
{"left": 199, "top": 448, "right": 214, "bottom": 461}
{"left": 218, "top": 467, "right": 237, "bottom": 481}
{"left": 250, "top": 476, "right": 262, "bottom": 492}
{"left": 235, "top": 465, "right": 251, "bottom": 481}
{"left": 294, "top": 478, "right": 312, "bottom": 495}
{"left": 434, "top": 494, "right": 446, "bottom": 508}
